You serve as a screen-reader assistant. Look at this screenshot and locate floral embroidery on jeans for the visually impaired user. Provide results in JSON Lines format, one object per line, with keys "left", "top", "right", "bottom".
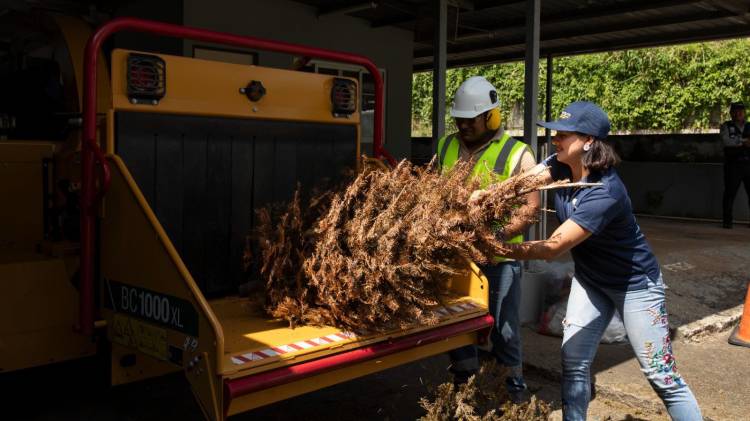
{"left": 648, "top": 302, "right": 669, "bottom": 326}
{"left": 645, "top": 337, "right": 684, "bottom": 387}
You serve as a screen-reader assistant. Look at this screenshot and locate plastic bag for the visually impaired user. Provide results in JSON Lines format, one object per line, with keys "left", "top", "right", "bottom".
{"left": 538, "top": 298, "right": 628, "bottom": 344}
{"left": 536, "top": 261, "right": 628, "bottom": 344}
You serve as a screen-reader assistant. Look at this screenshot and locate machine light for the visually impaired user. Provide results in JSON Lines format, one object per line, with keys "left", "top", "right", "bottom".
{"left": 331, "top": 78, "right": 357, "bottom": 117}
{"left": 127, "top": 53, "right": 166, "bottom": 105}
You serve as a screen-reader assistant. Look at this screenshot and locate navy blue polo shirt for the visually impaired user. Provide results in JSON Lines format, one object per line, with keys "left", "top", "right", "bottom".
{"left": 544, "top": 154, "right": 660, "bottom": 290}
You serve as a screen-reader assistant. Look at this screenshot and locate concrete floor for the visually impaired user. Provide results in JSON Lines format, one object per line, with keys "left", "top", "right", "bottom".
{"left": 2, "top": 217, "right": 748, "bottom": 420}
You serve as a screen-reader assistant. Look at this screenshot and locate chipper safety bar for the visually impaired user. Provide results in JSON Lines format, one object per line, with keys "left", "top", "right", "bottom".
{"left": 83, "top": 17, "right": 493, "bottom": 420}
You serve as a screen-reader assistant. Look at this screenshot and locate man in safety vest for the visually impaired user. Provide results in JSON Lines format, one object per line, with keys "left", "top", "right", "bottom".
{"left": 438, "top": 76, "right": 539, "bottom": 401}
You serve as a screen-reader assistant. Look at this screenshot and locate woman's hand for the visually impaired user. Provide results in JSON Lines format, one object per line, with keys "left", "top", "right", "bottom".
{"left": 469, "top": 189, "right": 488, "bottom": 205}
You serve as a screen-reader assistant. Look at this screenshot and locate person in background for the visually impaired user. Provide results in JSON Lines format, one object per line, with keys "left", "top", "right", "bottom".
{"left": 436, "top": 76, "right": 539, "bottom": 402}
{"left": 719, "top": 101, "right": 750, "bottom": 228}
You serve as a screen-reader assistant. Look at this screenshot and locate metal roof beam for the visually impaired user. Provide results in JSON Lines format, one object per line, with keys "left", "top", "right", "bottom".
{"left": 414, "top": 22, "right": 750, "bottom": 71}
{"left": 370, "top": 1, "right": 422, "bottom": 28}
{"left": 371, "top": 0, "right": 523, "bottom": 28}
{"left": 413, "top": 8, "right": 740, "bottom": 59}
{"left": 317, "top": 1, "right": 377, "bottom": 18}
{"left": 420, "top": 0, "right": 714, "bottom": 41}
{"left": 544, "top": 22, "right": 750, "bottom": 59}
{"left": 709, "top": 0, "right": 750, "bottom": 14}
{"left": 537, "top": 0, "right": 713, "bottom": 25}
{"left": 449, "top": 0, "right": 474, "bottom": 11}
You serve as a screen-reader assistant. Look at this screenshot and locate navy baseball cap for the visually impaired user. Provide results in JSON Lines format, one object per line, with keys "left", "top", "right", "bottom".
{"left": 537, "top": 101, "right": 611, "bottom": 140}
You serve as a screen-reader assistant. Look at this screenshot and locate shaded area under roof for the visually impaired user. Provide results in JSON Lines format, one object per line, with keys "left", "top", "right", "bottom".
{"left": 295, "top": 0, "right": 750, "bottom": 70}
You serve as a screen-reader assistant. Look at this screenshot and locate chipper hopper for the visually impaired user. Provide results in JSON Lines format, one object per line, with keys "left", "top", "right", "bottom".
{"left": 78, "top": 18, "right": 494, "bottom": 420}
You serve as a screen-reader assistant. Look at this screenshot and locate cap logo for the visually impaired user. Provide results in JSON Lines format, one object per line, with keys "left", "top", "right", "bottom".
{"left": 560, "top": 111, "right": 572, "bottom": 119}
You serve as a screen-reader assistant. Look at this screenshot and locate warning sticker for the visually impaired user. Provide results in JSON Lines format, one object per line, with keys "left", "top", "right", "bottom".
{"left": 112, "top": 313, "right": 168, "bottom": 361}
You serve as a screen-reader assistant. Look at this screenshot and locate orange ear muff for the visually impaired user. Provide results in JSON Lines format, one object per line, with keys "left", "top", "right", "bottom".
{"left": 485, "top": 108, "right": 501, "bottom": 131}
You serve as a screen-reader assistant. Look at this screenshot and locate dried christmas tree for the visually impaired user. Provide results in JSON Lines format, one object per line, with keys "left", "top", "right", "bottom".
{"left": 255, "top": 158, "right": 565, "bottom": 332}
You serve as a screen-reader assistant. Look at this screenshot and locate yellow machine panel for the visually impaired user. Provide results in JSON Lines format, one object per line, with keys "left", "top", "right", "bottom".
{"left": 102, "top": 155, "right": 223, "bottom": 419}
{"left": 0, "top": 255, "right": 95, "bottom": 371}
{"left": 0, "top": 142, "right": 55, "bottom": 253}
{"left": 109, "top": 49, "right": 360, "bottom": 127}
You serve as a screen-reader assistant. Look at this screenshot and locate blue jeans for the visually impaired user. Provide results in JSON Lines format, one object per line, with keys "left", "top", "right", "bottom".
{"left": 449, "top": 261, "right": 526, "bottom": 393}
{"left": 562, "top": 275, "right": 702, "bottom": 421}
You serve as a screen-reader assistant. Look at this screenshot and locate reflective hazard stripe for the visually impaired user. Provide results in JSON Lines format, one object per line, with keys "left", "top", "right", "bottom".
{"left": 493, "top": 137, "right": 517, "bottom": 175}
{"left": 437, "top": 134, "right": 457, "bottom": 169}
{"left": 230, "top": 301, "right": 481, "bottom": 366}
{"left": 230, "top": 331, "right": 357, "bottom": 365}
{"left": 505, "top": 140, "right": 531, "bottom": 177}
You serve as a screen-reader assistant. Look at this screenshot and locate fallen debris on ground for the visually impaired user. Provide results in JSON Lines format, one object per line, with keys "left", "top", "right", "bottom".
{"left": 419, "top": 361, "right": 551, "bottom": 420}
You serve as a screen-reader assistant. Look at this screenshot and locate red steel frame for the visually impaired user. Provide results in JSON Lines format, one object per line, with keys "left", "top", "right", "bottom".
{"left": 79, "top": 17, "right": 396, "bottom": 335}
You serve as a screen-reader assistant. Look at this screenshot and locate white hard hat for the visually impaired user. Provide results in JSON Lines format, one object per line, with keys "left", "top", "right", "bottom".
{"left": 450, "top": 76, "right": 499, "bottom": 118}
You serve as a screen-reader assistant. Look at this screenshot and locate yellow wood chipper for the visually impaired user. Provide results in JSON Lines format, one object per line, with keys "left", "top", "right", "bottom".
{"left": 0, "top": 13, "right": 492, "bottom": 420}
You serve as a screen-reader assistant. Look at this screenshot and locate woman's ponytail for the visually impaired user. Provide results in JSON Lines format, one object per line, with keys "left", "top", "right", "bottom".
{"left": 582, "top": 139, "right": 620, "bottom": 172}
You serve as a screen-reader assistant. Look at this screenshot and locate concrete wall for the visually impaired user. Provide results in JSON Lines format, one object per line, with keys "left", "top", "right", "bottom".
{"left": 618, "top": 162, "right": 749, "bottom": 221}
{"left": 611, "top": 133, "right": 723, "bottom": 163}
{"left": 610, "top": 133, "right": 748, "bottom": 221}
{"left": 183, "top": 0, "right": 414, "bottom": 159}
{"left": 111, "top": 0, "right": 184, "bottom": 55}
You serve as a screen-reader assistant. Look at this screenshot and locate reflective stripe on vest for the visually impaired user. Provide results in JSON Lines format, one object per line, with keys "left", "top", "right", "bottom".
{"left": 436, "top": 133, "right": 531, "bottom": 261}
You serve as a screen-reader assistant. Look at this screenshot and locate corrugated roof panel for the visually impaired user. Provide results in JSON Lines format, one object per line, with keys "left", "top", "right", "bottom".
{"left": 291, "top": 0, "right": 750, "bottom": 69}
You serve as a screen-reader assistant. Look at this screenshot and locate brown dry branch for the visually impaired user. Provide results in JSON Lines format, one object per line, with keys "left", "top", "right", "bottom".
{"left": 256, "top": 158, "right": 558, "bottom": 332}
{"left": 419, "top": 361, "right": 551, "bottom": 421}
{"left": 256, "top": 185, "right": 341, "bottom": 324}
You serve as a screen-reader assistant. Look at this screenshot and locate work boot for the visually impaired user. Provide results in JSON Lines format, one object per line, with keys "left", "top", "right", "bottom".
{"left": 508, "top": 388, "right": 531, "bottom": 404}
{"left": 506, "top": 375, "right": 529, "bottom": 404}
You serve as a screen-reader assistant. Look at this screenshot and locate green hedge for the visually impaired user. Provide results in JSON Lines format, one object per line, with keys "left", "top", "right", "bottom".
{"left": 412, "top": 39, "right": 750, "bottom": 135}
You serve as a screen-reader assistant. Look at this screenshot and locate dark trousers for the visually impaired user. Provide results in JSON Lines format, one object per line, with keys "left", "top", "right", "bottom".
{"left": 448, "top": 261, "right": 525, "bottom": 393}
{"left": 722, "top": 160, "right": 750, "bottom": 226}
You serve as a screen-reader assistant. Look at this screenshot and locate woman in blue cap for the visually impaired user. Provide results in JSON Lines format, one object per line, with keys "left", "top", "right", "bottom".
{"left": 475, "top": 101, "right": 702, "bottom": 420}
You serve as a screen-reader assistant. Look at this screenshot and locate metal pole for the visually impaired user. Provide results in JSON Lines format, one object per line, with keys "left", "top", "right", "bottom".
{"left": 541, "top": 54, "right": 553, "bottom": 240}
{"left": 524, "top": 0, "right": 540, "bottom": 241}
{"left": 545, "top": 55, "right": 552, "bottom": 147}
{"left": 432, "top": 0, "right": 447, "bottom": 144}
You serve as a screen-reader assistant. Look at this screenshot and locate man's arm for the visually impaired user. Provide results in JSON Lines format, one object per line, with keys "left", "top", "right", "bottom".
{"left": 501, "top": 218, "right": 591, "bottom": 260}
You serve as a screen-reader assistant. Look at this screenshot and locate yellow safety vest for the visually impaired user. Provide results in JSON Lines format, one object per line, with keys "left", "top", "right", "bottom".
{"left": 436, "top": 132, "right": 531, "bottom": 261}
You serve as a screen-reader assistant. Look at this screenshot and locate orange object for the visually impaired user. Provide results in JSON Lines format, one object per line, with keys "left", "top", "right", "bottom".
{"left": 729, "top": 282, "right": 750, "bottom": 348}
